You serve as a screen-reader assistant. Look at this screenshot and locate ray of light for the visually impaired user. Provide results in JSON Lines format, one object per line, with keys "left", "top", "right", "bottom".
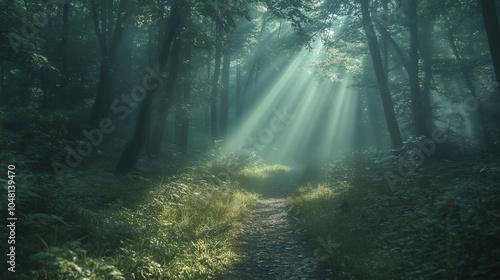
{"left": 224, "top": 48, "right": 315, "bottom": 152}
{"left": 318, "top": 74, "right": 360, "bottom": 160}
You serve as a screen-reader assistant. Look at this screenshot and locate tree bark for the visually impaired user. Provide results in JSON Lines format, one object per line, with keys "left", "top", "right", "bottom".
{"left": 407, "top": 0, "right": 429, "bottom": 137}
{"left": 59, "top": 1, "right": 69, "bottom": 107}
{"left": 116, "top": 2, "right": 181, "bottom": 172}
{"left": 0, "top": 62, "right": 5, "bottom": 104}
{"left": 177, "top": 41, "right": 192, "bottom": 153}
{"left": 88, "top": 0, "right": 127, "bottom": 127}
{"left": 360, "top": 0, "right": 402, "bottom": 147}
{"left": 236, "top": 63, "right": 242, "bottom": 121}
{"left": 419, "top": 19, "right": 434, "bottom": 124}
{"left": 480, "top": 0, "right": 500, "bottom": 94}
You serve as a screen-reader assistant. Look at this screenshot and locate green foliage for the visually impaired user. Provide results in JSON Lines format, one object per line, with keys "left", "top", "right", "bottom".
{"left": 0, "top": 108, "right": 84, "bottom": 172}
{"left": 30, "top": 241, "right": 125, "bottom": 280}
{"left": 289, "top": 151, "right": 500, "bottom": 279}
{"left": 0, "top": 150, "right": 261, "bottom": 279}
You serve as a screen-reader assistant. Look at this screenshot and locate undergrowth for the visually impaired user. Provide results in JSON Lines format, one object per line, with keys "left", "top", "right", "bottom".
{"left": 1, "top": 109, "right": 292, "bottom": 279}
{"left": 289, "top": 150, "right": 500, "bottom": 279}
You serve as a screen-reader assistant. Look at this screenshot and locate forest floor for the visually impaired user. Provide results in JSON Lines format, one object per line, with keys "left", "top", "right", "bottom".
{"left": 222, "top": 165, "right": 335, "bottom": 280}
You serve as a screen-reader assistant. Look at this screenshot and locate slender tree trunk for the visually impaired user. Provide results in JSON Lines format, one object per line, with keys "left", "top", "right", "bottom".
{"left": 419, "top": 20, "right": 434, "bottom": 120}
{"left": 116, "top": 2, "right": 181, "bottom": 172}
{"left": 242, "top": 19, "right": 267, "bottom": 108}
{"left": 220, "top": 51, "right": 230, "bottom": 139}
{"left": 204, "top": 26, "right": 213, "bottom": 135}
{"left": 178, "top": 41, "right": 192, "bottom": 153}
{"left": 360, "top": 0, "right": 402, "bottom": 147}
{"left": 408, "top": 0, "right": 428, "bottom": 137}
{"left": 149, "top": 36, "right": 183, "bottom": 155}
{"left": 59, "top": 1, "right": 69, "bottom": 107}
{"left": 211, "top": 22, "right": 223, "bottom": 142}
{"left": 381, "top": 0, "right": 389, "bottom": 73}
{"left": 480, "top": 0, "right": 500, "bottom": 94}
{"left": 0, "top": 62, "right": 5, "bottom": 104}
{"left": 88, "top": 0, "right": 127, "bottom": 127}
{"left": 236, "top": 63, "right": 242, "bottom": 121}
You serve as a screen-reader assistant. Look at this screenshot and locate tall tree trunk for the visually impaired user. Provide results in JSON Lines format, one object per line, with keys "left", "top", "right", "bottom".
{"left": 419, "top": 19, "right": 434, "bottom": 122}
{"left": 360, "top": 0, "right": 402, "bottom": 147}
{"left": 480, "top": 0, "right": 500, "bottom": 94}
{"left": 408, "top": 0, "right": 429, "bottom": 137}
{"left": 177, "top": 41, "right": 192, "bottom": 153}
{"left": 59, "top": 1, "right": 69, "bottom": 107}
{"left": 0, "top": 62, "right": 5, "bottom": 104}
{"left": 149, "top": 36, "right": 183, "bottom": 155}
{"left": 241, "top": 18, "right": 267, "bottom": 112}
{"left": 220, "top": 51, "right": 230, "bottom": 139}
{"left": 88, "top": 0, "right": 127, "bottom": 127}
{"left": 374, "top": 1, "right": 428, "bottom": 137}
{"left": 211, "top": 21, "right": 223, "bottom": 142}
{"left": 236, "top": 63, "right": 242, "bottom": 122}
{"left": 116, "top": 2, "right": 181, "bottom": 172}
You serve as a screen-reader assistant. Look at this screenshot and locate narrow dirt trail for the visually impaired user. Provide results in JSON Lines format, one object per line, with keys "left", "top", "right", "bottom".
{"left": 222, "top": 165, "right": 335, "bottom": 280}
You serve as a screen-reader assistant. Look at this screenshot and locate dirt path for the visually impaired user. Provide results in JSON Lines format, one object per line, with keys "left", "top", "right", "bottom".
{"left": 222, "top": 165, "right": 335, "bottom": 280}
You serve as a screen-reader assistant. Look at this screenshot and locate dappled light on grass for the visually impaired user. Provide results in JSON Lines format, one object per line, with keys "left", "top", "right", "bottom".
{"left": 236, "top": 164, "right": 290, "bottom": 193}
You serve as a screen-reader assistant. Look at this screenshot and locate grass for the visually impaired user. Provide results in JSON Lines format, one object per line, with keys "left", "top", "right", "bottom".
{"left": 0, "top": 109, "right": 298, "bottom": 279}
{"left": 235, "top": 164, "right": 290, "bottom": 193}
{"left": 288, "top": 154, "right": 500, "bottom": 279}
{"left": 0, "top": 147, "right": 296, "bottom": 279}
{"left": 1, "top": 164, "right": 262, "bottom": 280}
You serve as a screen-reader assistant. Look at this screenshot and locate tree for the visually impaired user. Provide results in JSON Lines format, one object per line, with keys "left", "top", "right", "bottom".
{"left": 360, "top": 0, "right": 402, "bottom": 147}
{"left": 148, "top": 36, "right": 183, "bottom": 155}
{"left": 116, "top": 1, "right": 182, "bottom": 172}
{"left": 176, "top": 40, "right": 193, "bottom": 153}
{"left": 220, "top": 50, "right": 230, "bottom": 139}
{"left": 210, "top": 21, "right": 223, "bottom": 142}
{"left": 407, "top": 0, "right": 429, "bottom": 137}
{"left": 480, "top": 0, "right": 500, "bottom": 94}
{"left": 88, "top": 0, "right": 129, "bottom": 127}
{"left": 59, "top": 1, "right": 70, "bottom": 107}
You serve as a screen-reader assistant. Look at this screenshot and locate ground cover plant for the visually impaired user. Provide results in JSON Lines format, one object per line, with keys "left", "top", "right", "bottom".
{"left": 288, "top": 150, "right": 500, "bottom": 279}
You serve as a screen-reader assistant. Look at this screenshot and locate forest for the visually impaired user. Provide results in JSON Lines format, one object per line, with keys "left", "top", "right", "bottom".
{"left": 1, "top": 0, "right": 500, "bottom": 279}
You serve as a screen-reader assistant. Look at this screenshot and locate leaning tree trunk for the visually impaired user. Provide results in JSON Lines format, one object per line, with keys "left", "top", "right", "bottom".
{"left": 360, "top": 0, "right": 402, "bottom": 147}
{"left": 480, "top": 0, "right": 500, "bottom": 94}
{"left": 116, "top": 2, "right": 181, "bottom": 172}
{"left": 211, "top": 21, "right": 223, "bottom": 142}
